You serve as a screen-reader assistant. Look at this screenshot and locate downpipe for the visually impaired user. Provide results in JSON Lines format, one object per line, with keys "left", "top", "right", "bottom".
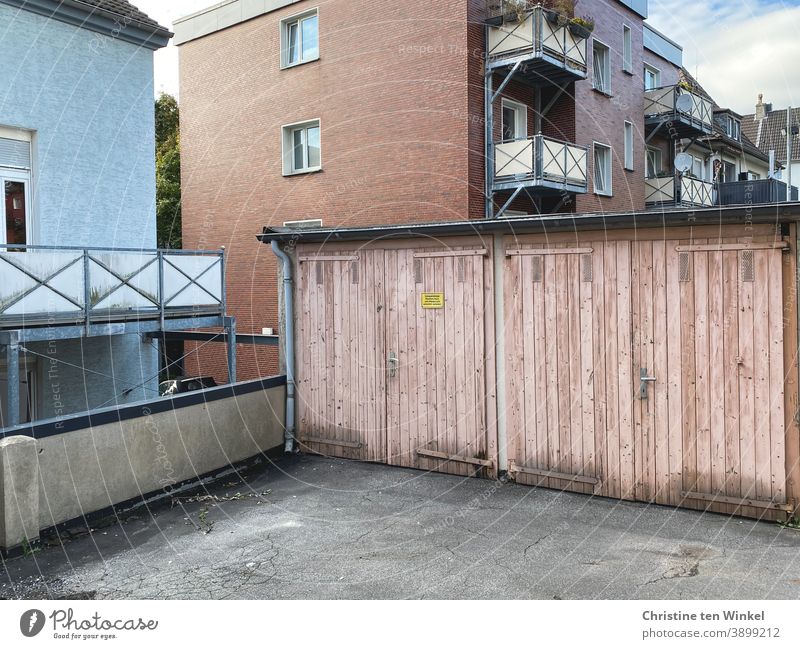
{"left": 270, "top": 241, "right": 296, "bottom": 453}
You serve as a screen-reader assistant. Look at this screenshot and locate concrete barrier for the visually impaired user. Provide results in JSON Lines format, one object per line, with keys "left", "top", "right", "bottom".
{"left": 0, "top": 377, "right": 286, "bottom": 552}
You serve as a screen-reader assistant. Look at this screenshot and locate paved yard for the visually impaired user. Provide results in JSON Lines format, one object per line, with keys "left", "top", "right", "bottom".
{"left": 1, "top": 454, "right": 799, "bottom": 599}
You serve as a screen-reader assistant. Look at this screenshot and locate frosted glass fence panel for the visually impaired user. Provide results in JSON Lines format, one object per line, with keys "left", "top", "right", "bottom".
{"left": 0, "top": 247, "right": 224, "bottom": 327}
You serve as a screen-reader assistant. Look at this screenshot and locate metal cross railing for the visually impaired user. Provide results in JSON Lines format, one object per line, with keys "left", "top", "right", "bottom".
{"left": 0, "top": 244, "right": 225, "bottom": 329}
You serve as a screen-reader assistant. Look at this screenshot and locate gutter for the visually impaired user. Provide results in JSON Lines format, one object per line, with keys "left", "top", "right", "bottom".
{"left": 269, "top": 241, "right": 297, "bottom": 453}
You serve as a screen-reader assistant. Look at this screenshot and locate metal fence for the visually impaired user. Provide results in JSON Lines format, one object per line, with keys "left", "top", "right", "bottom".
{"left": 0, "top": 245, "right": 225, "bottom": 328}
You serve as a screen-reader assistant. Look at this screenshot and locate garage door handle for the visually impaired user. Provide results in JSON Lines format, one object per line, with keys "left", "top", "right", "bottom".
{"left": 640, "top": 368, "right": 656, "bottom": 399}
{"left": 388, "top": 352, "right": 398, "bottom": 378}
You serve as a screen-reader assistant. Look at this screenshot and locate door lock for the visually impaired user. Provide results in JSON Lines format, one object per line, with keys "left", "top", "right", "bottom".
{"left": 388, "top": 352, "right": 398, "bottom": 378}
{"left": 640, "top": 368, "right": 656, "bottom": 400}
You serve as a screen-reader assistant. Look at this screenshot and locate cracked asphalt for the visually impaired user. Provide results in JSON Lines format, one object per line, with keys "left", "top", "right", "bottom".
{"left": 2, "top": 454, "right": 799, "bottom": 599}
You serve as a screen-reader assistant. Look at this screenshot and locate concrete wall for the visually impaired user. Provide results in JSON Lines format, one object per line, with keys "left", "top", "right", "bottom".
{"left": 0, "top": 379, "right": 286, "bottom": 550}
{"left": 0, "top": 4, "right": 160, "bottom": 415}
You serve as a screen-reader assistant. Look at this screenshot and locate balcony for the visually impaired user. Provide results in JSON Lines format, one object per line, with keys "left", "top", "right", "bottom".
{"left": 494, "top": 134, "right": 588, "bottom": 194}
{"left": 486, "top": 4, "right": 588, "bottom": 84}
{"left": 717, "top": 178, "right": 799, "bottom": 206}
{"left": 644, "top": 85, "right": 714, "bottom": 138}
{"left": 645, "top": 174, "right": 714, "bottom": 209}
{"left": 0, "top": 245, "right": 224, "bottom": 329}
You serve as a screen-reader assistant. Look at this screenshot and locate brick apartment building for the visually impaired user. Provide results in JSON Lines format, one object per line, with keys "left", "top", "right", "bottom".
{"left": 174, "top": 0, "right": 763, "bottom": 381}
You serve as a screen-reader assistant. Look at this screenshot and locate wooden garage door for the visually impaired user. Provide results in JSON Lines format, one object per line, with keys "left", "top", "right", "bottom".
{"left": 296, "top": 251, "right": 387, "bottom": 462}
{"left": 296, "top": 244, "right": 495, "bottom": 477}
{"left": 385, "top": 247, "right": 495, "bottom": 476}
{"left": 504, "top": 231, "right": 792, "bottom": 513}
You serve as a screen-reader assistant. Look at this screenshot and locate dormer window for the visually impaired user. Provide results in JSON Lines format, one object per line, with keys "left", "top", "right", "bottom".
{"left": 724, "top": 115, "right": 741, "bottom": 141}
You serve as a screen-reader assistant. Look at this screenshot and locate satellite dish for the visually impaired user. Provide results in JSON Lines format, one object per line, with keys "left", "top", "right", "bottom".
{"left": 675, "top": 93, "right": 694, "bottom": 113}
{"left": 675, "top": 152, "right": 693, "bottom": 173}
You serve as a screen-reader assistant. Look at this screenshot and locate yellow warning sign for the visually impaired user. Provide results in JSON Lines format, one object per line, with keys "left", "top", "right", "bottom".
{"left": 421, "top": 293, "right": 445, "bottom": 309}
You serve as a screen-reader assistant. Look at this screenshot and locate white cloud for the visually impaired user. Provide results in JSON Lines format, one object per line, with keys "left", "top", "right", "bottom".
{"left": 647, "top": 0, "right": 800, "bottom": 114}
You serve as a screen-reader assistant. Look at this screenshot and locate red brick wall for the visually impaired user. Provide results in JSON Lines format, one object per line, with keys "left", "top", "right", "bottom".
{"left": 180, "top": 0, "right": 474, "bottom": 381}
{"left": 574, "top": 0, "right": 647, "bottom": 214}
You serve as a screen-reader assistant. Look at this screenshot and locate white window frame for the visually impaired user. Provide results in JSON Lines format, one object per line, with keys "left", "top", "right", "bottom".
{"left": 593, "top": 142, "right": 612, "bottom": 196}
{"left": 280, "top": 8, "right": 319, "bottom": 69}
{"left": 500, "top": 98, "right": 528, "bottom": 142}
{"left": 0, "top": 127, "right": 34, "bottom": 247}
{"left": 646, "top": 146, "right": 663, "bottom": 178}
{"left": 623, "top": 121, "right": 634, "bottom": 171}
{"left": 643, "top": 63, "right": 661, "bottom": 91}
{"left": 282, "top": 119, "right": 322, "bottom": 176}
{"left": 690, "top": 155, "right": 705, "bottom": 181}
{"left": 622, "top": 25, "right": 633, "bottom": 73}
{"left": 592, "top": 39, "right": 611, "bottom": 95}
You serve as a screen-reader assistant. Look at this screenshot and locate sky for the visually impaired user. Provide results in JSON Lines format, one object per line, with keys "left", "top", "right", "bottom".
{"left": 138, "top": 0, "right": 800, "bottom": 115}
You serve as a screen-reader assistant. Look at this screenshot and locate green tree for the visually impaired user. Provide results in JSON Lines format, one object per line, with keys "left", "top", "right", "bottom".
{"left": 155, "top": 93, "right": 182, "bottom": 249}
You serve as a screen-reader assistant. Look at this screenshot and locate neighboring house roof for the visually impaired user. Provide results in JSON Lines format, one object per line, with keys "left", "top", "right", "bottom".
{"left": 72, "top": 0, "right": 168, "bottom": 33}
{"left": 0, "top": 0, "right": 172, "bottom": 49}
{"left": 679, "top": 68, "right": 769, "bottom": 164}
{"left": 742, "top": 106, "right": 800, "bottom": 164}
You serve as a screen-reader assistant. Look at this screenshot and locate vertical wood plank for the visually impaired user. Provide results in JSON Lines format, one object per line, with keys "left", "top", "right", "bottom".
{"left": 592, "top": 241, "right": 608, "bottom": 495}
{"left": 768, "top": 246, "right": 786, "bottom": 503}
{"left": 616, "top": 241, "right": 634, "bottom": 500}
{"left": 665, "top": 241, "right": 684, "bottom": 505}
{"left": 652, "top": 240, "right": 670, "bottom": 503}
{"left": 694, "top": 246, "right": 711, "bottom": 496}
{"left": 544, "top": 253, "right": 560, "bottom": 487}
{"left": 738, "top": 248, "right": 757, "bottom": 501}
{"left": 603, "top": 243, "right": 620, "bottom": 498}
{"left": 556, "top": 253, "right": 571, "bottom": 476}
{"left": 722, "top": 250, "right": 741, "bottom": 498}
{"left": 753, "top": 249, "right": 772, "bottom": 499}
{"left": 568, "top": 253, "right": 584, "bottom": 488}
{"left": 708, "top": 251, "right": 726, "bottom": 495}
{"left": 579, "top": 248, "right": 596, "bottom": 485}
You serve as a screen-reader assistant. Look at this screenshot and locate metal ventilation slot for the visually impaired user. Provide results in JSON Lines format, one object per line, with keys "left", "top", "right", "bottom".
{"left": 741, "top": 250, "right": 755, "bottom": 283}
{"left": 457, "top": 257, "right": 466, "bottom": 283}
{"left": 581, "top": 254, "right": 593, "bottom": 282}
{"left": 679, "top": 252, "right": 691, "bottom": 282}
{"left": 531, "top": 255, "right": 543, "bottom": 282}
{"left": 316, "top": 262, "right": 324, "bottom": 285}
{"left": 414, "top": 258, "right": 423, "bottom": 284}
{"left": 350, "top": 261, "right": 359, "bottom": 284}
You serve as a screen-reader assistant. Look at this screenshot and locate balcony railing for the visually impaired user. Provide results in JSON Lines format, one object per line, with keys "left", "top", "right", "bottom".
{"left": 494, "top": 134, "right": 588, "bottom": 192}
{"left": 644, "top": 85, "right": 714, "bottom": 136}
{"left": 486, "top": 5, "right": 587, "bottom": 78}
{"left": 645, "top": 174, "right": 714, "bottom": 208}
{"left": 0, "top": 245, "right": 225, "bottom": 329}
{"left": 717, "top": 178, "right": 799, "bottom": 206}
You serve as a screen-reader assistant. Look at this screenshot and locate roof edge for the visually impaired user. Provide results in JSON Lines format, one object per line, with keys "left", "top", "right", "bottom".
{"left": 1, "top": 0, "right": 172, "bottom": 50}
{"left": 257, "top": 204, "right": 800, "bottom": 245}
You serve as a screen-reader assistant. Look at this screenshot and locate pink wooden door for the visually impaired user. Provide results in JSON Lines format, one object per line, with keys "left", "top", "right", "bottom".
{"left": 295, "top": 250, "right": 387, "bottom": 463}
{"left": 634, "top": 238, "right": 788, "bottom": 513}
{"left": 385, "top": 247, "right": 495, "bottom": 477}
{"left": 503, "top": 243, "right": 607, "bottom": 495}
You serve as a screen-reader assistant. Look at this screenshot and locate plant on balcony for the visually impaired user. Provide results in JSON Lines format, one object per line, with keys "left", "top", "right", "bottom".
{"left": 505, "top": 0, "right": 532, "bottom": 23}
{"left": 543, "top": 0, "right": 574, "bottom": 26}
{"left": 678, "top": 80, "right": 693, "bottom": 92}
{"left": 568, "top": 15, "right": 595, "bottom": 38}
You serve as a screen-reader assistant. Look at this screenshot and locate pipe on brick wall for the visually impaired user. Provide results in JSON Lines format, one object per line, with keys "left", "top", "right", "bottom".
{"left": 270, "top": 241, "right": 296, "bottom": 453}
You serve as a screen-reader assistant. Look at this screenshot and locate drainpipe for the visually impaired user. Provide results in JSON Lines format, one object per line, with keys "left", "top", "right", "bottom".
{"left": 270, "top": 241, "right": 296, "bottom": 453}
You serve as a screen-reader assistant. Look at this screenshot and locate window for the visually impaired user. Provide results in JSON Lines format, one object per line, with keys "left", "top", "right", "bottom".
{"left": 592, "top": 40, "right": 611, "bottom": 94}
{"left": 281, "top": 9, "right": 319, "bottom": 67}
{"left": 282, "top": 120, "right": 321, "bottom": 175}
{"left": 0, "top": 129, "right": 33, "bottom": 246}
{"left": 593, "top": 143, "right": 612, "bottom": 196}
{"left": 644, "top": 64, "right": 660, "bottom": 91}
{"left": 691, "top": 156, "right": 704, "bottom": 180}
{"left": 623, "top": 121, "right": 634, "bottom": 171}
{"left": 646, "top": 146, "right": 663, "bottom": 177}
{"left": 622, "top": 25, "right": 632, "bottom": 73}
{"left": 723, "top": 115, "right": 741, "bottom": 141}
{"left": 501, "top": 99, "right": 527, "bottom": 141}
